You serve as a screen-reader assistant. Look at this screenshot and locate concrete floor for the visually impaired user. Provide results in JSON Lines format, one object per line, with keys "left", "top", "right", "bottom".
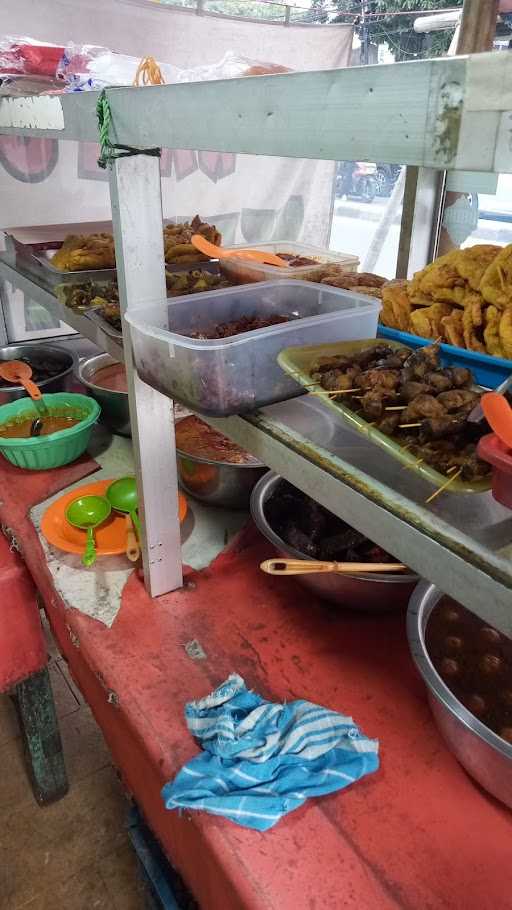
{"left": 0, "top": 617, "right": 147, "bottom": 910}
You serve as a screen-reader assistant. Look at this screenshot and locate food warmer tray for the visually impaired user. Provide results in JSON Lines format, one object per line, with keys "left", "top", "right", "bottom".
{"left": 278, "top": 338, "right": 491, "bottom": 495}
{"left": 6, "top": 235, "right": 219, "bottom": 288}
{"left": 84, "top": 307, "right": 123, "bottom": 342}
{"left": 6, "top": 235, "right": 117, "bottom": 286}
{"left": 378, "top": 326, "right": 512, "bottom": 390}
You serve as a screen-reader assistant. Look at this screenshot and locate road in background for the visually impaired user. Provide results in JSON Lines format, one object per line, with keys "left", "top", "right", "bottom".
{"left": 330, "top": 191, "right": 512, "bottom": 278}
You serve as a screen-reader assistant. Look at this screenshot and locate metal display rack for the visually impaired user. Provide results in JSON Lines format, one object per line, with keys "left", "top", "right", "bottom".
{"left": 1, "top": 51, "right": 512, "bottom": 629}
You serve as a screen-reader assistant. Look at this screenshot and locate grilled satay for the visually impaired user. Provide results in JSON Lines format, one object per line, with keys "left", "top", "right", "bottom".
{"left": 425, "top": 370, "right": 454, "bottom": 393}
{"left": 437, "top": 389, "right": 479, "bottom": 412}
{"left": 312, "top": 355, "right": 352, "bottom": 376}
{"left": 403, "top": 342, "right": 441, "bottom": 379}
{"left": 446, "top": 367, "right": 472, "bottom": 389}
{"left": 320, "top": 365, "right": 361, "bottom": 391}
{"left": 418, "top": 414, "right": 467, "bottom": 442}
{"left": 402, "top": 394, "right": 447, "bottom": 423}
{"left": 376, "top": 412, "right": 402, "bottom": 435}
{"left": 359, "top": 389, "right": 399, "bottom": 419}
{"left": 359, "top": 369, "right": 401, "bottom": 392}
{"left": 354, "top": 345, "right": 394, "bottom": 369}
{"left": 400, "top": 381, "right": 433, "bottom": 402}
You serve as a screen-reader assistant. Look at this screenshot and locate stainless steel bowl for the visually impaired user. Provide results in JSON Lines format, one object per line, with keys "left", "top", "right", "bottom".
{"left": 176, "top": 418, "right": 266, "bottom": 509}
{"left": 77, "top": 353, "right": 131, "bottom": 437}
{"left": 0, "top": 343, "right": 75, "bottom": 405}
{"left": 407, "top": 581, "right": 512, "bottom": 809}
{"left": 250, "top": 472, "right": 418, "bottom": 611}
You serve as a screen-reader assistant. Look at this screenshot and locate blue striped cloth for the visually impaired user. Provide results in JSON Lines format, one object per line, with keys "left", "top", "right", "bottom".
{"left": 161, "top": 674, "right": 379, "bottom": 831}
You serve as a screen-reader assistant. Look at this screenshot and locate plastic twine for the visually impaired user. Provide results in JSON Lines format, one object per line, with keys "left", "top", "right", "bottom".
{"left": 96, "top": 89, "right": 161, "bottom": 170}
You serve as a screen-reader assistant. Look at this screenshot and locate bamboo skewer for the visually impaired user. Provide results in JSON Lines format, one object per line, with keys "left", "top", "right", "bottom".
{"left": 385, "top": 405, "right": 406, "bottom": 411}
{"left": 399, "top": 422, "right": 422, "bottom": 429}
{"left": 424, "top": 468, "right": 462, "bottom": 504}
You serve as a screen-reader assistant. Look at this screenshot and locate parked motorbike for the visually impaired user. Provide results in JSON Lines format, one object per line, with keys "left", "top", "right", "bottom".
{"left": 375, "top": 163, "right": 402, "bottom": 197}
{"left": 335, "top": 161, "right": 379, "bottom": 203}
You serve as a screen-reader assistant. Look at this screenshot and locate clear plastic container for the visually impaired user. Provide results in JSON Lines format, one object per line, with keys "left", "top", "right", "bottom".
{"left": 219, "top": 241, "right": 359, "bottom": 286}
{"left": 125, "top": 280, "right": 380, "bottom": 417}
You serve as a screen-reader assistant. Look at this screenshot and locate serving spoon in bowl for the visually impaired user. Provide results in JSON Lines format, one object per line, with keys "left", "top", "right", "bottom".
{"left": 0, "top": 360, "right": 49, "bottom": 435}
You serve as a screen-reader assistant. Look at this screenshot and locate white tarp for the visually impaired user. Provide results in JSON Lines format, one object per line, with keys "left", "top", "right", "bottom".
{"left": 0, "top": 0, "right": 353, "bottom": 245}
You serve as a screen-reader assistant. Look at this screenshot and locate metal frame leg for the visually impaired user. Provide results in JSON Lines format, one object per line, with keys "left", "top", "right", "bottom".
{"left": 108, "top": 154, "right": 183, "bottom": 597}
{"left": 14, "top": 667, "right": 68, "bottom": 806}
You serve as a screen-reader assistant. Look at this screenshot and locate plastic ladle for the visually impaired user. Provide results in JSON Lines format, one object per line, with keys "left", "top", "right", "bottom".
{"left": 0, "top": 361, "right": 49, "bottom": 430}
{"left": 191, "top": 234, "right": 288, "bottom": 268}
{"left": 260, "top": 558, "right": 407, "bottom": 576}
{"left": 66, "top": 495, "right": 112, "bottom": 567}
{"left": 106, "top": 477, "right": 141, "bottom": 561}
{"left": 481, "top": 391, "right": 512, "bottom": 450}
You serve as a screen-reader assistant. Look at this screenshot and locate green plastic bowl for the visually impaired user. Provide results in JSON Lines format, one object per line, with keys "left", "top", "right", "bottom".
{"left": 0, "top": 393, "right": 101, "bottom": 470}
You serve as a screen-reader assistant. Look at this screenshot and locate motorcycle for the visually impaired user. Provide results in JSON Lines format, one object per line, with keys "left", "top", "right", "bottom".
{"left": 375, "top": 163, "right": 402, "bottom": 197}
{"left": 335, "top": 161, "right": 379, "bottom": 203}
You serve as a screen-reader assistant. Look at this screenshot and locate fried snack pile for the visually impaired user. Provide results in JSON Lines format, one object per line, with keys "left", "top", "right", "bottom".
{"left": 379, "top": 244, "right": 512, "bottom": 359}
{"left": 51, "top": 233, "right": 116, "bottom": 272}
{"left": 51, "top": 216, "right": 221, "bottom": 271}
{"left": 163, "top": 215, "right": 221, "bottom": 265}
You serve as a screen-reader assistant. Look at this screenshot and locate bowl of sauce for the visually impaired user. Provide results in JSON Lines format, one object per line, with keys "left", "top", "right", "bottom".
{"left": 175, "top": 415, "right": 265, "bottom": 509}
{"left": 0, "top": 392, "right": 101, "bottom": 470}
{"left": 77, "top": 354, "right": 130, "bottom": 437}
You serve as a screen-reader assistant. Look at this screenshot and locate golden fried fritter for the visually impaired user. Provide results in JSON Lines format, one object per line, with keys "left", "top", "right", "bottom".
{"left": 381, "top": 280, "right": 411, "bottom": 331}
{"left": 462, "top": 298, "right": 486, "bottom": 353}
{"left": 454, "top": 244, "right": 500, "bottom": 291}
{"left": 441, "top": 309, "right": 464, "bottom": 348}
{"left": 410, "top": 251, "right": 466, "bottom": 306}
{"left": 483, "top": 305, "right": 505, "bottom": 357}
{"left": 499, "top": 307, "right": 512, "bottom": 359}
{"left": 480, "top": 244, "right": 512, "bottom": 309}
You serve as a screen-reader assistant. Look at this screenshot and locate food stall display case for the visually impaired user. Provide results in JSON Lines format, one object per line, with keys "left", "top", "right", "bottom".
{"left": 1, "top": 50, "right": 512, "bottom": 632}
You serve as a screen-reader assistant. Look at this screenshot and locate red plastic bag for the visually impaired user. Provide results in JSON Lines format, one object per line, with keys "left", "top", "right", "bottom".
{"left": 0, "top": 36, "right": 64, "bottom": 77}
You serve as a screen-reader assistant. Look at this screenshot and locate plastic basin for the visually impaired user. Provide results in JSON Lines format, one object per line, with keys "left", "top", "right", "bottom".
{"left": 0, "top": 392, "right": 101, "bottom": 470}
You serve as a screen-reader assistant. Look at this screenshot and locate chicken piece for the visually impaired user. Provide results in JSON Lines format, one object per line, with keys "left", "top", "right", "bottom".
{"left": 454, "top": 245, "right": 501, "bottom": 291}
{"left": 402, "top": 394, "right": 447, "bottom": 423}
{"left": 425, "top": 371, "right": 453, "bottom": 393}
{"left": 321, "top": 366, "right": 361, "bottom": 392}
{"left": 400, "top": 381, "right": 433, "bottom": 402}
{"left": 445, "top": 367, "right": 472, "bottom": 388}
{"left": 499, "top": 307, "right": 512, "bottom": 359}
{"left": 359, "top": 369, "right": 401, "bottom": 392}
{"left": 483, "top": 305, "right": 505, "bottom": 357}
{"left": 437, "top": 389, "right": 479, "bottom": 412}
{"left": 480, "top": 243, "right": 512, "bottom": 309}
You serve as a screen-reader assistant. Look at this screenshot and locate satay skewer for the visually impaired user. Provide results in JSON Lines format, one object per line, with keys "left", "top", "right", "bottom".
{"left": 385, "top": 405, "right": 406, "bottom": 411}
{"left": 399, "top": 422, "right": 422, "bottom": 429}
{"left": 424, "top": 468, "right": 462, "bottom": 504}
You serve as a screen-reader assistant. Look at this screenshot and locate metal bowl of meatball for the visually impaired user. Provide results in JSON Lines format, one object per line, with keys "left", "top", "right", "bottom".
{"left": 408, "top": 581, "right": 512, "bottom": 809}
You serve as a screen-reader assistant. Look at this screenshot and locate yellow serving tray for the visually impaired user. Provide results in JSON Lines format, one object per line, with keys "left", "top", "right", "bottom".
{"left": 278, "top": 338, "right": 491, "bottom": 495}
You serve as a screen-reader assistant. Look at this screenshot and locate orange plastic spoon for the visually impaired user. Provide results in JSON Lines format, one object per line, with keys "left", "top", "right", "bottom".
{"left": 0, "top": 360, "right": 44, "bottom": 401}
{"left": 481, "top": 391, "right": 512, "bottom": 450}
{"left": 191, "top": 234, "right": 288, "bottom": 268}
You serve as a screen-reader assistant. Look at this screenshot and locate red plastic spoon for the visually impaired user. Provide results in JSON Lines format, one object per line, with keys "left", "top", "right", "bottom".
{"left": 481, "top": 391, "right": 512, "bottom": 450}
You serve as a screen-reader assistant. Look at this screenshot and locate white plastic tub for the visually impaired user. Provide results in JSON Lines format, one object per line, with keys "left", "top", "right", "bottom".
{"left": 125, "top": 280, "right": 380, "bottom": 416}
{"left": 219, "top": 241, "right": 359, "bottom": 285}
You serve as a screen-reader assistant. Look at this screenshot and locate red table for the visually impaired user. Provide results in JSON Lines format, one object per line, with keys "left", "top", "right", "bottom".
{"left": 1, "top": 455, "right": 511, "bottom": 909}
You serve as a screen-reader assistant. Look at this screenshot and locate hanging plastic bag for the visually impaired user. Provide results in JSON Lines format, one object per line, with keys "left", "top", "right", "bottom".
{"left": 0, "top": 36, "right": 64, "bottom": 77}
